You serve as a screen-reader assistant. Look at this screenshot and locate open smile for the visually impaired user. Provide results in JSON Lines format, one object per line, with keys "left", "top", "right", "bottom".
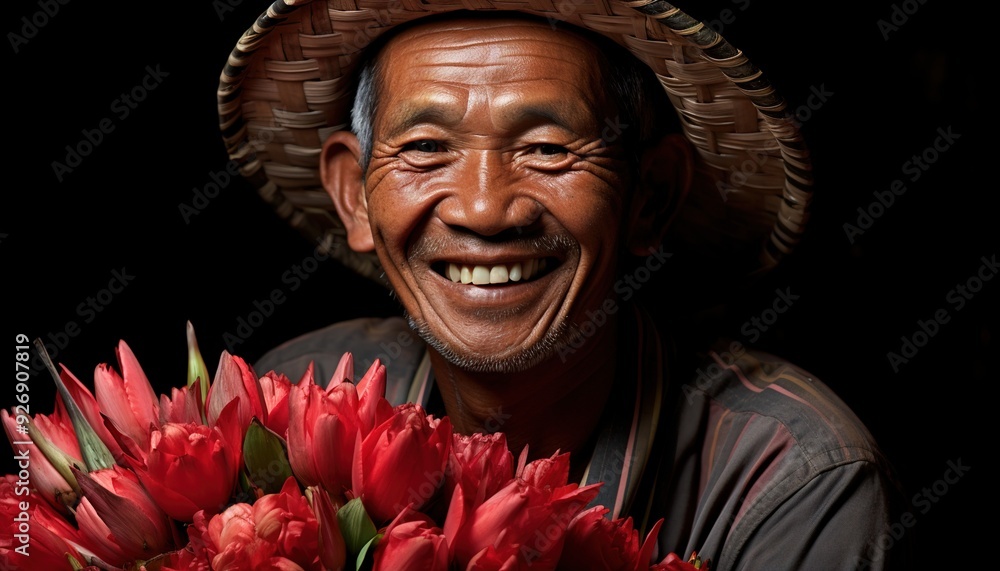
{"left": 434, "top": 258, "right": 556, "bottom": 285}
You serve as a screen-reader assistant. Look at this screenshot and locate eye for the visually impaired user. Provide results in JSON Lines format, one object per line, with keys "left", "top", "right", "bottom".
{"left": 403, "top": 140, "right": 442, "bottom": 153}
{"left": 536, "top": 144, "right": 569, "bottom": 156}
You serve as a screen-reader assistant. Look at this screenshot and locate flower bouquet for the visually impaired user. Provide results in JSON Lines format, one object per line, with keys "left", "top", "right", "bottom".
{"left": 2, "top": 325, "right": 710, "bottom": 570}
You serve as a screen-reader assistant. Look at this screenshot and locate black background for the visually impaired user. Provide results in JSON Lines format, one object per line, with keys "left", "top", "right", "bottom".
{"left": 3, "top": 0, "right": 993, "bottom": 567}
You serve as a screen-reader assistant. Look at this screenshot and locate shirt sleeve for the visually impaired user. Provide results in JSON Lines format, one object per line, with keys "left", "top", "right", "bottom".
{"left": 728, "top": 459, "right": 910, "bottom": 570}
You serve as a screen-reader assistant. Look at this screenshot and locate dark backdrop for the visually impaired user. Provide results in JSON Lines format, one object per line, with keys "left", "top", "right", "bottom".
{"left": 3, "top": 0, "right": 992, "bottom": 567}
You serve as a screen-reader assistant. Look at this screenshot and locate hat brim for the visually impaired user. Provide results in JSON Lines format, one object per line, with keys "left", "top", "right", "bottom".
{"left": 218, "top": 0, "right": 813, "bottom": 289}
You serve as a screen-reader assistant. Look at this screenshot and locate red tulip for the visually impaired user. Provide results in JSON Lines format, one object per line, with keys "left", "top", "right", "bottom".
{"left": 159, "top": 380, "right": 204, "bottom": 426}
{"left": 260, "top": 370, "right": 293, "bottom": 438}
{"left": 127, "top": 421, "right": 241, "bottom": 522}
{"left": 444, "top": 450, "right": 601, "bottom": 570}
{"left": 557, "top": 507, "right": 664, "bottom": 571}
{"left": 352, "top": 403, "right": 452, "bottom": 524}
{"left": 447, "top": 431, "right": 515, "bottom": 506}
{"left": 93, "top": 340, "right": 160, "bottom": 456}
{"left": 192, "top": 477, "right": 322, "bottom": 571}
{"left": 287, "top": 363, "right": 364, "bottom": 495}
{"left": 206, "top": 350, "right": 267, "bottom": 432}
{"left": 1, "top": 474, "right": 85, "bottom": 570}
{"left": 57, "top": 363, "right": 125, "bottom": 460}
{"left": 310, "top": 485, "right": 347, "bottom": 571}
{"left": 2, "top": 407, "right": 82, "bottom": 515}
{"left": 73, "top": 465, "right": 177, "bottom": 567}
{"left": 372, "top": 508, "right": 449, "bottom": 571}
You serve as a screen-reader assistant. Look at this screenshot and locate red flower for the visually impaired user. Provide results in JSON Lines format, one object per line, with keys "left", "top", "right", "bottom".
{"left": 372, "top": 508, "right": 449, "bottom": 571}
{"left": 1, "top": 474, "right": 85, "bottom": 570}
{"left": 2, "top": 406, "right": 82, "bottom": 515}
{"left": 260, "top": 370, "right": 293, "bottom": 438}
{"left": 447, "top": 431, "right": 515, "bottom": 507}
{"left": 206, "top": 350, "right": 267, "bottom": 434}
{"left": 93, "top": 340, "right": 160, "bottom": 456}
{"left": 73, "top": 465, "right": 177, "bottom": 567}
{"left": 443, "top": 450, "right": 601, "bottom": 570}
{"left": 286, "top": 355, "right": 394, "bottom": 498}
{"left": 191, "top": 477, "right": 322, "bottom": 571}
{"left": 557, "top": 506, "right": 663, "bottom": 571}
{"left": 128, "top": 421, "right": 241, "bottom": 522}
{"left": 352, "top": 403, "right": 452, "bottom": 524}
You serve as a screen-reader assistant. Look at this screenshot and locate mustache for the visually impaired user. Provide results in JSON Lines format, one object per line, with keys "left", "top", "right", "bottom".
{"left": 408, "top": 233, "right": 578, "bottom": 262}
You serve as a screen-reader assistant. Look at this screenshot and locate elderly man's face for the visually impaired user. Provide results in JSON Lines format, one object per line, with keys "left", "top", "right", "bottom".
{"left": 359, "top": 16, "right": 635, "bottom": 372}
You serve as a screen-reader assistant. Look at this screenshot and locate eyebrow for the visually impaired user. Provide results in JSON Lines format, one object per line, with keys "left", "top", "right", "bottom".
{"left": 383, "top": 103, "right": 465, "bottom": 140}
{"left": 383, "top": 99, "right": 594, "bottom": 140}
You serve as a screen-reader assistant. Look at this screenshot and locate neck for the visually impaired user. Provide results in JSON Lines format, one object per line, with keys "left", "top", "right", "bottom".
{"left": 429, "top": 317, "right": 620, "bottom": 481}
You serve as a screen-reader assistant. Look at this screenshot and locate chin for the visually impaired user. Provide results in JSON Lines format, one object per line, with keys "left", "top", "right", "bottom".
{"left": 406, "top": 313, "right": 570, "bottom": 374}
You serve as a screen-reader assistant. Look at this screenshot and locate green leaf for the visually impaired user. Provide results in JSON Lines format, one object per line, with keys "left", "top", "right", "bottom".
{"left": 355, "top": 533, "right": 382, "bottom": 571}
{"left": 337, "top": 498, "right": 378, "bottom": 558}
{"left": 243, "top": 418, "right": 294, "bottom": 495}
{"left": 33, "top": 338, "right": 115, "bottom": 471}
{"left": 186, "top": 321, "right": 211, "bottom": 419}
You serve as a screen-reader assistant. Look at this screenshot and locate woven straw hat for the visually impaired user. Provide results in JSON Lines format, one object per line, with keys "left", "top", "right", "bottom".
{"left": 218, "top": 0, "right": 813, "bottom": 290}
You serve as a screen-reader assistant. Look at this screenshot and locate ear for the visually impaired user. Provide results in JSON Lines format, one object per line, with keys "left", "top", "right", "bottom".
{"left": 625, "top": 133, "right": 694, "bottom": 255}
{"left": 320, "top": 131, "right": 374, "bottom": 252}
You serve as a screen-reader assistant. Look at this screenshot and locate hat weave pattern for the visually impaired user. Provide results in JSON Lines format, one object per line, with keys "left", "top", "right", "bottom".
{"left": 218, "top": 0, "right": 813, "bottom": 285}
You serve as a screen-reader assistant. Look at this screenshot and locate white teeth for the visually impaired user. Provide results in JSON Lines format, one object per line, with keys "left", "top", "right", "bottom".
{"left": 444, "top": 261, "right": 545, "bottom": 284}
{"left": 489, "top": 265, "right": 508, "bottom": 284}
{"left": 472, "top": 266, "right": 491, "bottom": 285}
{"left": 509, "top": 263, "right": 522, "bottom": 282}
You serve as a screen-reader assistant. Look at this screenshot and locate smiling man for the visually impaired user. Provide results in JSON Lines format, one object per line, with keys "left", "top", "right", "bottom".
{"left": 222, "top": 1, "right": 906, "bottom": 568}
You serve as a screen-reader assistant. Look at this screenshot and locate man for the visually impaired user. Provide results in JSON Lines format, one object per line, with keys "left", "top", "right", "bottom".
{"left": 220, "top": 1, "right": 906, "bottom": 568}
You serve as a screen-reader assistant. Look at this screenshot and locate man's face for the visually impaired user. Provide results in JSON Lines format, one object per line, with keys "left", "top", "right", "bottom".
{"left": 361, "top": 16, "right": 634, "bottom": 373}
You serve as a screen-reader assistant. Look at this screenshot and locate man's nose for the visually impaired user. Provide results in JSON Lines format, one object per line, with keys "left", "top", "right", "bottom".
{"left": 435, "top": 151, "right": 542, "bottom": 236}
